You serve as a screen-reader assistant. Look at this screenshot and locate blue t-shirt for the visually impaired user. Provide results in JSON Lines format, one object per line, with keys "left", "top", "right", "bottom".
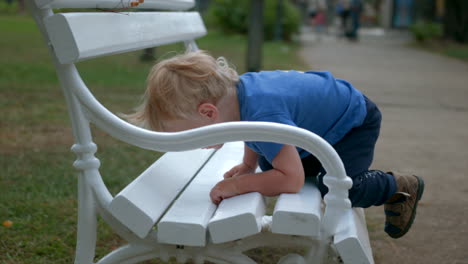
{"left": 237, "top": 70, "right": 367, "bottom": 163}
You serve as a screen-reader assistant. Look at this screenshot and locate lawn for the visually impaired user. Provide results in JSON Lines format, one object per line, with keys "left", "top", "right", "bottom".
{"left": 0, "top": 12, "right": 308, "bottom": 264}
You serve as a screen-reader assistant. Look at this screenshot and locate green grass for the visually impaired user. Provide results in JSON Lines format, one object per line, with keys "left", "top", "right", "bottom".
{"left": 0, "top": 13, "right": 308, "bottom": 264}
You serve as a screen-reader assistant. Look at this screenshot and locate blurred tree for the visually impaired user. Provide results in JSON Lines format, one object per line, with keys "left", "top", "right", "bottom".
{"left": 196, "top": 0, "right": 211, "bottom": 14}
{"left": 4, "top": 0, "right": 25, "bottom": 13}
{"left": 140, "top": 48, "right": 156, "bottom": 62}
{"left": 414, "top": 0, "right": 436, "bottom": 21}
{"left": 207, "top": 0, "right": 300, "bottom": 41}
{"left": 443, "top": 0, "right": 468, "bottom": 43}
{"left": 274, "top": 0, "right": 284, "bottom": 41}
{"left": 247, "top": 0, "right": 264, "bottom": 72}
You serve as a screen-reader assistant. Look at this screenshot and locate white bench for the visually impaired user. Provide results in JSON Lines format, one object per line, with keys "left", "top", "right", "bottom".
{"left": 26, "top": 0, "right": 374, "bottom": 263}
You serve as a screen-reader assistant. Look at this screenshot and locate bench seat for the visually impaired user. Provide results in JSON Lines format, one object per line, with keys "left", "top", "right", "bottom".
{"left": 108, "top": 142, "right": 373, "bottom": 263}
{"left": 109, "top": 142, "right": 325, "bottom": 245}
{"left": 108, "top": 148, "right": 216, "bottom": 239}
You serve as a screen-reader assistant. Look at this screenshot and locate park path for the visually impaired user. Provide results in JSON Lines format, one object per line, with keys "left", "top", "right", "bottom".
{"left": 300, "top": 28, "right": 468, "bottom": 264}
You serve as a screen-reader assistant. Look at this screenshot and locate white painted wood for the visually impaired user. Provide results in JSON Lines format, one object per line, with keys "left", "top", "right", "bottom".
{"left": 278, "top": 254, "right": 307, "bottom": 264}
{"left": 28, "top": 0, "right": 374, "bottom": 261}
{"left": 108, "top": 148, "right": 214, "bottom": 239}
{"left": 272, "top": 180, "right": 322, "bottom": 237}
{"left": 157, "top": 142, "right": 244, "bottom": 246}
{"left": 208, "top": 192, "right": 266, "bottom": 244}
{"left": 44, "top": 12, "right": 206, "bottom": 64}
{"left": 334, "top": 208, "right": 374, "bottom": 264}
{"left": 35, "top": 0, "right": 195, "bottom": 10}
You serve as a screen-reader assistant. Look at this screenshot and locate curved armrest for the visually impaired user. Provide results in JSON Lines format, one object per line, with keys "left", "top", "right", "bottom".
{"left": 62, "top": 63, "right": 352, "bottom": 237}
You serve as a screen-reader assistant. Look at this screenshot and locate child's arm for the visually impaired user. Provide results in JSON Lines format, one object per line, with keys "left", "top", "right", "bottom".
{"left": 210, "top": 144, "right": 305, "bottom": 204}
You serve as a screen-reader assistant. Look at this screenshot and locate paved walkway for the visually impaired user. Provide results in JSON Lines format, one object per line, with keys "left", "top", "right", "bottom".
{"left": 300, "top": 27, "right": 468, "bottom": 264}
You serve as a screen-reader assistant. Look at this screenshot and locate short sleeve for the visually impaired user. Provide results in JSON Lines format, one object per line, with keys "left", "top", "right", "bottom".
{"left": 247, "top": 115, "right": 298, "bottom": 164}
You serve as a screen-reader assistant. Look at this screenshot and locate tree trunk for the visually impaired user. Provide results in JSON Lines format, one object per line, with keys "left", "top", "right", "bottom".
{"left": 443, "top": 0, "right": 468, "bottom": 43}
{"left": 247, "top": 0, "right": 264, "bottom": 72}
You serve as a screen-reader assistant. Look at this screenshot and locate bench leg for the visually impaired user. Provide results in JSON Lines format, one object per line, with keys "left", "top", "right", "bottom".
{"left": 71, "top": 142, "right": 102, "bottom": 264}
{"left": 94, "top": 232, "right": 343, "bottom": 264}
{"left": 305, "top": 238, "right": 329, "bottom": 264}
{"left": 204, "top": 254, "right": 257, "bottom": 264}
{"left": 94, "top": 242, "right": 258, "bottom": 264}
{"left": 278, "top": 254, "right": 307, "bottom": 264}
{"left": 96, "top": 244, "right": 161, "bottom": 264}
{"left": 74, "top": 176, "right": 97, "bottom": 264}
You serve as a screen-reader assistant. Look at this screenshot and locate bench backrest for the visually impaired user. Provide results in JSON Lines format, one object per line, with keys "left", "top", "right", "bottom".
{"left": 35, "top": 0, "right": 195, "bottom": 10}
{"left": 45, "top": 11, "right": 206, "bottom": 64}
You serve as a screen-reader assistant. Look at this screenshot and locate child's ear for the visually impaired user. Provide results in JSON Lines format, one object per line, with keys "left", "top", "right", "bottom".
{"left": 198, "top": 103, "right": 219, "bottom": 121}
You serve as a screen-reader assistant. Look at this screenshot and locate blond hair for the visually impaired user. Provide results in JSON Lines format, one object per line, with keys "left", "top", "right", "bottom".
{"left": 124, "top": 50, "right": 239, "bottom": 131}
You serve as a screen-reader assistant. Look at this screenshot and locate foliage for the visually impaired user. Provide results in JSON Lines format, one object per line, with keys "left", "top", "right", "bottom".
{"left": 205, "top": 0, "right": 301, "bottom": 41}
{"left": 0, "top": 0, "right": 24, "bottom": 14}
{"left": 443, "top": 0, "right": 468, "bottom": 43}
{"left": 409, "top": 21, "right": 443, "bottom": 42}
{"left": 413, "top": 0, "right": 437, "bottom": 22}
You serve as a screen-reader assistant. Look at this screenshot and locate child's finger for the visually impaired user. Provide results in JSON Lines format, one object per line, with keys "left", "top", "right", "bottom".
{"left": 224, "top": 168, "right": 238, "bottom": 178}
{"left": 203, "top": 144, "right": 224, "bottom": 150}
{"left": 209, "top": 189, "right": 223, "bottom": 205}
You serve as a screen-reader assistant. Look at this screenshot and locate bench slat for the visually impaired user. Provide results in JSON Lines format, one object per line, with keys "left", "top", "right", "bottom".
{"left": 44, "top": 12, "right": 206, "bottom": 64}
{"left": 35, "top": 0, "right": 194, "bottom": 10}
{"left": 157, "top": 142, "right": 244, "bottom": 246}
{"left": 334, "top": 208, "right": 374, "bottom": 264}
{"left": 108, "top": 148, "right": 214, "bottom": 239}
{"left": 271, "top": 179, "right": 322, "bottom": 237}
{"left": 200, "top": 143, "right": 267, "bottom": 244}
{"left": 208, "top": 192, "right": 266, "bottom": 244}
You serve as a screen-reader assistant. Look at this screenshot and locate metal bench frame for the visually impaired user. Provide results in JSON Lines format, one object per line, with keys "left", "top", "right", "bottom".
{"left": 26, "top": 0, "right": 374, "bottom": 263}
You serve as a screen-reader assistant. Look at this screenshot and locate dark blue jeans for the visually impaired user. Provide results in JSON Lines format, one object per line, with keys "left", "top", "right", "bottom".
{"left": 259, "top": 97, "right": 396, "bottom": 208}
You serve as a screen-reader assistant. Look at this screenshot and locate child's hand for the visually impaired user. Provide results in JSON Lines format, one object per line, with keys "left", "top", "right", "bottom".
{"left": 224, "top": 163, "right": 256, "bottom": 179}
{"left": 202, "top": 144, "right": 224, "bottom": 150}
{"left": 210, "top": 178, "right": 240, "bottom": 205}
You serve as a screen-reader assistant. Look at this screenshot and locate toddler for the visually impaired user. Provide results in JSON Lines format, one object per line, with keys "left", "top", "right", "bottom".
{"left": 126, "top": 50, "right": 424, "bottom": 239}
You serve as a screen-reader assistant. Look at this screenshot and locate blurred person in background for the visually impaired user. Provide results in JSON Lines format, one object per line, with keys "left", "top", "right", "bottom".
{"left": 347, "top": 0, "right": 363, "bottom": 41}
{"left": 336, "top": 0, "right": 362, "bottom": 41}
{"left": 308, "top": 0, "right": 328, "bottom": 40}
